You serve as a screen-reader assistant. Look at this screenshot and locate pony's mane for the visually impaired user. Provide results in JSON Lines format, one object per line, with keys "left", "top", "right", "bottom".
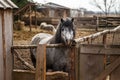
{"left": 61, "top": 18, "right": 74, "bottom": 27}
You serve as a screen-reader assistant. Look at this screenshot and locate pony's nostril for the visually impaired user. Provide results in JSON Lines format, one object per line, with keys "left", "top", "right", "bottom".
{"left": 66, "top": 39, "right": 68, "bottom": 42}
{"left": 66, "top": 39, "right": 71, "bottom": 45}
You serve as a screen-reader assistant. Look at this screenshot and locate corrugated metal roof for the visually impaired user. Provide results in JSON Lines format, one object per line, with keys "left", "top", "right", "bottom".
{"left": 0, "top": 0, "right": 18, "bottom": 9}
{"left": 46, "top": 2, "right": 70, "bottom": 9}
{"left": 37, "top": 2, "right": 70, "bottom": 9}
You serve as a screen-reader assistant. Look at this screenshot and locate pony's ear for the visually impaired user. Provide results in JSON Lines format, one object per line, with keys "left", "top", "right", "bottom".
{"left": 71, "top": 18, "right": 74, "bottom": 22}
{"left": 61, "top": 18, "right": 64, "bottom": 23}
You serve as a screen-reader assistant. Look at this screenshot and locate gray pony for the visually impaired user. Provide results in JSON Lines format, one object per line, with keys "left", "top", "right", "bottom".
{"left": 30, "top": 17, "right": 75, "bottom": 72}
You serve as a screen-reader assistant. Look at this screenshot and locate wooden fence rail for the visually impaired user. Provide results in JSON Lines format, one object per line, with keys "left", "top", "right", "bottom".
{"left": 76, "top": 16, "right": 120, "bottom": 26}
{"left": 21, "top": 16, "right": 120, "bottom": 30}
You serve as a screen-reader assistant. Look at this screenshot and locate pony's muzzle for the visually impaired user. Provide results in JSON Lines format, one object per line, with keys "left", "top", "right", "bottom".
{"left": 65, "top": 39, "right": 72, "bottom": 46}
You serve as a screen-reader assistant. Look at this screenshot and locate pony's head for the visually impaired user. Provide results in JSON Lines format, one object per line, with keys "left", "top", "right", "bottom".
{"left": 55, "top": 17, "right": 75, "bottom": 45}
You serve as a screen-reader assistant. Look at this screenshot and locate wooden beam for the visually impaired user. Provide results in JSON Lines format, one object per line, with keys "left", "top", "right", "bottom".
{"left": 14, "top": 3, "right": 35, "bottom": 15}
{"left": 12, "top": 45, "right": 37, "bottom": 49}
{"left": 2, "top": 9, "right": 6, "bottom": 80}
{"left": 95, "top": 56, "right": 120, "bottom": 80}
{"left": 29, "top": 5, "right": 32, "bottom": 32}
{"left": 12, "top": 43, "right": 76, "bottom": 49}
{"left": 80, "top": 44, "right": 120, "bottom": 55}
{"left": 35, "top": 44, "right": 46, "bottom": 80}
{"left": 75, "top": 45, "right": 80, "bottom": 80}
{"left": 96, "top": 16, "right": 99, "bottom": 31}
{"left": 69, "top": 47, "right": 76, "bottom": 80}
{"left": 74, "top": 25, "right": 120, "bottom": 43}
{"left": 35, "top": 7, "right": 37, "bottom": 28}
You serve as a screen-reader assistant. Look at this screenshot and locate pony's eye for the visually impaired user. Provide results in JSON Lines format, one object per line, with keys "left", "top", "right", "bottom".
{"left": 61, "top": 28, "right": 64, "bottom": 31}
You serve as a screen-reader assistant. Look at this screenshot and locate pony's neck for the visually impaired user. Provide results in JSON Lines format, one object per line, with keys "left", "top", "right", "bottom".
{"left": 49, "top": 25, "right": 63, "bottom": 44}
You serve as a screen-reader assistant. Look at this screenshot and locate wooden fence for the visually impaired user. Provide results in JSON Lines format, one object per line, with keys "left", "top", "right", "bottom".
{"left": 12, "top": 26, "right": 120, "bottom": 80}
{"left": 75, "top": 25, "right": 120, "bottom": 80}
{"left": 76, "top": 16, "right": 120, "bottom": 27}
{"left": 21, "top": 16, "right": 120, "bottom": 31}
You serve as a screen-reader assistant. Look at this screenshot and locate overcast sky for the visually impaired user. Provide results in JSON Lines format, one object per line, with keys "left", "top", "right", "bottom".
{"left": 33, "top": 0, "right": 101, "bottom": 11}
{"left": 33, "top": 0, "right": 120, "bottom": 12}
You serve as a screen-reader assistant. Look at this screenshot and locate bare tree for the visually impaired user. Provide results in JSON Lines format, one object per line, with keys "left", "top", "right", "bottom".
{"left": 114, "top": 1, "right": 120, "bottom": 16}
{"left": 91, "top": 0, "right": 116, "bottom": 16}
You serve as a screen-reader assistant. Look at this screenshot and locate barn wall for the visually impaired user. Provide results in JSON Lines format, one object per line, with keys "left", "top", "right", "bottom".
{"left": 4, "top": 9, "right": 13, "bottom": 80}
{"left": 0, "top": 9, "right": 4, "bottom": 80}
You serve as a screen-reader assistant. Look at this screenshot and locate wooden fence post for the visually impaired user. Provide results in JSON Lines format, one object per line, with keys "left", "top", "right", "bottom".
{"left": 29, "top": 5, "right": 32, "bottom": 32}
{"left": 75, "top": 44, "right": 80, "bottom": 80}
{"left": 69, "top": 46, "right": 76, "bottom": 80}
{"left": 96, "top": 16, "right": 99, "bottom": 31}
{"left": 35, "top": 44, "right": 46, "bottom": 80}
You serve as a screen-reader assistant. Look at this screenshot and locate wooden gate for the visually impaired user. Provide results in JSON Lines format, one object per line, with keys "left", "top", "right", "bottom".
{"left": 12, "top": 44, "right": 78, "bottom": 80}
{"left": 75, "top": 26, "right": 120, "bottom": 80}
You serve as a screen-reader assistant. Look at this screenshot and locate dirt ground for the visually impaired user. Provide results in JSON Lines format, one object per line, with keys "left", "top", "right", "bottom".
{"left": 13, "top": 27, "right": 97, "bottom": 45}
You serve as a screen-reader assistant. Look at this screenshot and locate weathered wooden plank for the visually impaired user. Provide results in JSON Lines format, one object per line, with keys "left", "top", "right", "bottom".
{"left": 13, "top": 69, "right": 35, "bottom": 80}
{"left": 29, "top": 5, "right": 32, "bottom": 32}
{"left": 110, "top": 56, "right": 120, "bottom": 80}
{"left": 35, "top": 44, "right": 46, "bottom": 80}
{"left": 4, "top": 10, "right": 13, "bottom": 80}
{"left": 12, "top": 45, "right": 37, "bottom": 49}
{"left": 69, "top": 47, "right": 76, "bottom": 80}
{"left": 2, "top": 9, "right": 6, "bottom": 80}
{"left": 75, "top": 45, "right": 80, "bottom": 80}
{"left": 0, "top": 10, "right": 4, "bottom": 80}
{"left": 80, "top": 54, "right": 104, "bottom": 80}
{"left": 12, "top": 43, "right": 75, "bottom": 49}
{"left": 13, "top": 69, "right": 69, "bottom": 80}
{"left": 80, "top": 44, "right": 120, "bottom": 55}
{"left": 95, "top": 56, "right": 120, "bottom": 80}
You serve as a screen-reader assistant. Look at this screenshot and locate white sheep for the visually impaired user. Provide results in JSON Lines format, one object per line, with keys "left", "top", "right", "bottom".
{"left": 40, "top": 22, "right": 56, "bottom": 33}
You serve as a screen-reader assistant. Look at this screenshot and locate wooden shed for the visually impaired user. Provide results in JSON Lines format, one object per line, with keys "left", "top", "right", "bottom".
{"left": 0, "top": 0, "right": 18, "bottom": 80}
{"left": 37, "top": 2, "right": 70, "bottom": 18}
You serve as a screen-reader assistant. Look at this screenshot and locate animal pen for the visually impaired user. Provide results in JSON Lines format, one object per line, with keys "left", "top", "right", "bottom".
{"left": 0, "top": 1, "right": 120, "bottom": 80}
{"left": 11, "top": 26, "right": 120, "bottom": 80}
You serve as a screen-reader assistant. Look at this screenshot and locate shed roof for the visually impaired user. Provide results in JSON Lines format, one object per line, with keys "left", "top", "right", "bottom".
{"left": 46, "top": 2, "right": 70, "bottom": 9}
{"left": 0, "top": 0, "right": 18, "bottom": 9}
{"left": 37, "top": 2, "right": 70, "bottom": 9}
